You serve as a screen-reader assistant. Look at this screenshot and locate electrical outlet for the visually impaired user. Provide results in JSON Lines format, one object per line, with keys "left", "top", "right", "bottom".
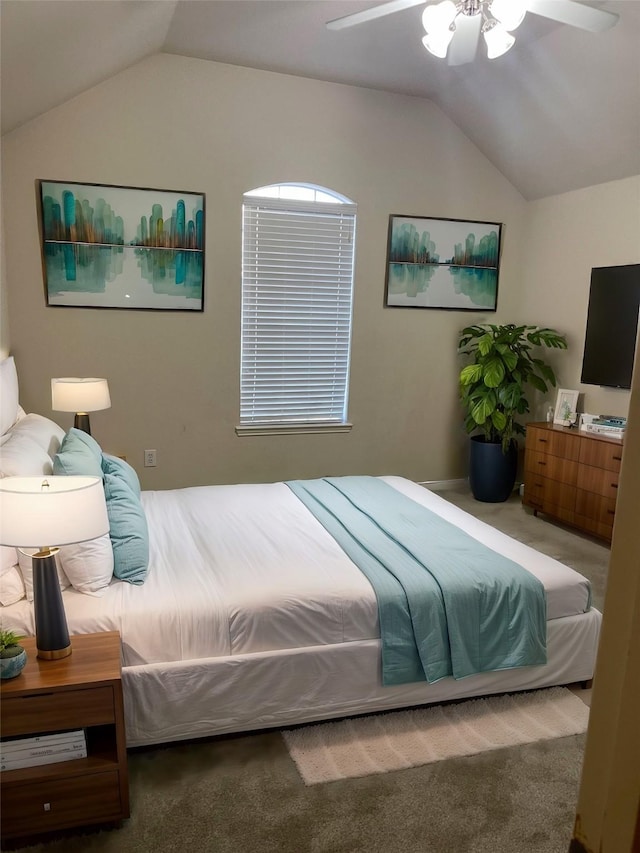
{"left": 144, "top": 449, "right": 157, "bottom": 468}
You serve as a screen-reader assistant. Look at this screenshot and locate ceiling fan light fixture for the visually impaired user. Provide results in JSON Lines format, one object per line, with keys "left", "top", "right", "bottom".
{"left": 488, "top": 0, "right": 526, "bottom": 31}
{"left": 483, "top": 19, "right": 515, "bottom": 58}
{"left": 422, "top": 0, "right": 457, "bottom": 35}
{"left": 422, "top": 27, "right": 455, "bottom": 58}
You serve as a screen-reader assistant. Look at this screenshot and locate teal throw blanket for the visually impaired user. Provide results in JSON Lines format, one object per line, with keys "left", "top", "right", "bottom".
{"left": 287, "top": 477, "right": 547, "bottom": 685}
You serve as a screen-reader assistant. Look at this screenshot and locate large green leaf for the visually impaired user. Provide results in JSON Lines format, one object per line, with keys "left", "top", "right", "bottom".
{"left": 470, "top": 390, "right": 497, "bottom": 425}
{"left": 528, "top": 373, "right": 548, "bottom": 393}
{"left": 459, "top": 363, "right": 484, "bottom": 386}
{"left": 491, "top": 410, "right": 507, "bottom": 431}
{"left": 482, "top": 355, "right": 506, "bottom": 388}
{"left": 477, "top": 334, "right": 494, "bottom": 357}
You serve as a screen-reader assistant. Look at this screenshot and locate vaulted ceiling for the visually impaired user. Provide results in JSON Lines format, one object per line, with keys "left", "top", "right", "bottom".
{"left": 1, "top": 0, "right": 638, "bottom": 199}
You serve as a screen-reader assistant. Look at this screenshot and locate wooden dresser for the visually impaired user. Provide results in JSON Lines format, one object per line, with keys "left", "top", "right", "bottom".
{"left": 523, "top": 421, "right": 624, "bottom": 542}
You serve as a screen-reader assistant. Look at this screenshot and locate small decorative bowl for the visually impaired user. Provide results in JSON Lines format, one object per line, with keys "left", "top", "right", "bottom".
{"left": 0, "top": 648, "right": 27, "bottom": 679}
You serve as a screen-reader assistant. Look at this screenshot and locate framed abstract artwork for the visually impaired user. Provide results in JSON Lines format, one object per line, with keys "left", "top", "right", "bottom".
{"left": 384, "top": 215, "right": 502, "bottom": 311}
{"left": 38, "top": 180, "right": 205, "bottom": 311}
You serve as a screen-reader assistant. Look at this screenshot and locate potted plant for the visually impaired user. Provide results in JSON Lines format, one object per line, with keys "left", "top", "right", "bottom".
{"left": 0, "top": 629, "right": 27, "bottom": 679}
{"left": 458, "top": 323, "right": 568, "bottom": 502}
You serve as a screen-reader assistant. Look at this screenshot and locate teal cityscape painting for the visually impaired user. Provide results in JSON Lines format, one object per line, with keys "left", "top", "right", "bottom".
{"left": 40, "top": 181, "right": 205, "bottom": 310}
{"left": 384, "top": 215, "right": 501, "bottom": 311}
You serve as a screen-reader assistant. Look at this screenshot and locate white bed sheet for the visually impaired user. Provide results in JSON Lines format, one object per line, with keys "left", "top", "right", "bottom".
{"left": 3, "top": 477, "right": 593, "bottom": 669}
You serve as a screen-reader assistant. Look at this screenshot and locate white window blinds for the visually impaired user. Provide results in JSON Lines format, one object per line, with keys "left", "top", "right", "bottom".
{"left": 241, "top": 193, "right": 356, "bottom": 427}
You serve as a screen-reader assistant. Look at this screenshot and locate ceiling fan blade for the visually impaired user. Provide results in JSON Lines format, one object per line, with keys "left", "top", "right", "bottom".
{"left": 447, "top": 13, "right": 481, "bottom": 66}
{"left": 326, "top": 0, "right": 425, "bottom": 31}
{"left": 526, "top": 0, "right": 619, "bottom": 32}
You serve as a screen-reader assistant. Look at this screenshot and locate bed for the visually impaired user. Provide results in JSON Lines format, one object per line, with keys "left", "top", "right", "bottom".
{"left": 0, "top": 359, "right": 601, "bottom": 748}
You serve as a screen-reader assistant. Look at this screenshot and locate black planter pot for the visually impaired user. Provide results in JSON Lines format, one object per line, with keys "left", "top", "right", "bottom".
{"left": 469, "top": 435, "right": 518, "bottom": 503}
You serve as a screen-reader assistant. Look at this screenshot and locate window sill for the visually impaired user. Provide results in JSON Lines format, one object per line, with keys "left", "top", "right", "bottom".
{"left": 235, "top": 423, "right": 353, "bottom": 437}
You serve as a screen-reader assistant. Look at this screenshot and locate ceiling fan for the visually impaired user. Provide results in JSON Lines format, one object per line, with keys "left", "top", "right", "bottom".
{"left": 326, "top": 0, "right": 619, "bottom": 66}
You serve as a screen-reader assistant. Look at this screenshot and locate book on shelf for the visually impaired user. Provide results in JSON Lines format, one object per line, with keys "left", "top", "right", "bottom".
{"left": 0, "top": 729, "right": 86, "bottom": 753}
{"left": 1, "top": 729, "right": 87, "bottom": 770}
{"left": 1, "top": 746, "right": 87, "bottom": 772}
{"left": 2, "top": 739, "right": 87, "bottom": 760}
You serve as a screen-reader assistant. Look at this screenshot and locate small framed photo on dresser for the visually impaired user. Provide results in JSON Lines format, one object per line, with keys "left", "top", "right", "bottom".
{"left": 553, "top": 388, "right": 579, "bottom": 426}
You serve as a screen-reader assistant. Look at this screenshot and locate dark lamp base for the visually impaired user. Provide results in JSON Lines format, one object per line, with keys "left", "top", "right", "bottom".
{"left": 74, "top": 413, "right": 91, "bottom": 434}
{"left": 32, "top": 552, "right": 72, "bottom": 662}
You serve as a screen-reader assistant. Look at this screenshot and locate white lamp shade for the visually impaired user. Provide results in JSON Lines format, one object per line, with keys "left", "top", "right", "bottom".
{"left": 0, "top": 476, "right": 109, "bottom": 548}
{"left": 422, "top": 29, "right": 455, "bottom": 58}
{"left": 422, "top": 0, "right": 457, "bottom": 34}
{"left": 489, "top": 0, "right": 526, "bottom": 31}
{"left": 51, "top": 378, "right": 111, "bottom": 413}
{"left": 484, "top": 22, "right": 515, "bottom": 58}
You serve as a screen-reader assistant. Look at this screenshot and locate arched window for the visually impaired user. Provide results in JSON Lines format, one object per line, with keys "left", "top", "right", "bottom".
{"left": 239, "top": 183, "right": 356, "bottom": 433}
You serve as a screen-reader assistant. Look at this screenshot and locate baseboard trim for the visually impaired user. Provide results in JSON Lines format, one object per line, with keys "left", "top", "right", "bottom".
{"left": 419, "top": 478, "right": 467, "bottom": 490}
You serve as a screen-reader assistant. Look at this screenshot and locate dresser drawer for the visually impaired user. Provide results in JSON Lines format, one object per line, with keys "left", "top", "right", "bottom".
{"left": 523, "top": 496, "right": 575, "bottom": 527}
{"left": 578, "top": 438, "right": 623, "bottom": 472}
{"left": 524, "top": 475, "right": 576, "bottom": 511}
{"left": 576, "top": 464, "right": 620, "bottom": 500}
{"left": 527, "top": 426, "right": 580, "bottom": 461}
{"left": 1, "top": 687, "right": 115, "bottom": 737}
{"left": 573, "top": 513, "right": 614, "bottom": 542}
{"left": 2, "top": 771, "right": 122, "bottom": 836}
{"left": 575, "top": 489, "right": 617, "bottom": 526}
{"left": 525, "top": 449, "right": 578, "bottom": 485}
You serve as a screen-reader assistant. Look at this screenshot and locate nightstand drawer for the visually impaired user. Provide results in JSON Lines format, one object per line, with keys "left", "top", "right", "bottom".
{"left": 2, "top": 771, "right": 121, "bottom": 836}
{"left": 2, "top": 686, "right": 115, "bottom": 737}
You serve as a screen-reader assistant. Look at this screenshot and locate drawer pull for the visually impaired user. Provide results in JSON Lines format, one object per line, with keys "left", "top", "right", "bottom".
{"left": 537, "top": 461, "right": 547, "bottom": 466}
{"left": 607, "top": 509, "right": 615, "bottom": 515}
{"left": 613, "top": 455, "right": 622, "bottom": 461}
{"left": 611, "top": 483, "right": 618, "bottom": 489}
{"left": 535, "top": 482, "right": 543, "bottom": 487}
{"left": 538, "top": 438, "right": 548, "bottom": 443}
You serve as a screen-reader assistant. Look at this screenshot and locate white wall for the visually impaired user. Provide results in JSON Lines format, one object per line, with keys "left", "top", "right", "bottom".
{"left": 519, "top": 177, "right": 640, "bottom": 421}
{"left": 1, "top": 54, "right": 527, "bottom": 488}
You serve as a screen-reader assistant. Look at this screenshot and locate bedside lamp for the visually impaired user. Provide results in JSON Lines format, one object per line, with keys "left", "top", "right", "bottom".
{"left": 51, "top": 377, "right": 111, "bottom": 435}
{"left": 0, "top": 477, "right": 109, "bottom": 660}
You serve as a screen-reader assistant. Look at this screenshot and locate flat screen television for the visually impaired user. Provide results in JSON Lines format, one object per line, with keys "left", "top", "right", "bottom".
{"left": 580, "top": 264, "right": 640, "bottom": 390}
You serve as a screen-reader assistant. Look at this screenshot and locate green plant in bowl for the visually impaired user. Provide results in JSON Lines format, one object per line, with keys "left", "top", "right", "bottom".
{"left": 0, "top": 628, "right": 27, "bottom": 679}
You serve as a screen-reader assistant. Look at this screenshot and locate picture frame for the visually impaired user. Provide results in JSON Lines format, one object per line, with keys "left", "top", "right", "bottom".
{"left": 553, "top": 388, "right": 580, "bottom": 426}
{"left": 384, "top": 214, "right": 502, "bottom": 311}
{"left": 38, "top": 180, "right": 205, "bottom": 311}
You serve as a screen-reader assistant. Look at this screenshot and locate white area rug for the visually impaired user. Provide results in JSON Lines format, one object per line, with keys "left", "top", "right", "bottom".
{"left": 282, "top": 687, "right": 589, "bottom": 785}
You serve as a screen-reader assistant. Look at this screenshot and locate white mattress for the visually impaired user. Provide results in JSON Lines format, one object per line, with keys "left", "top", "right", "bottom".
{"left": 3, "top": 476, "right": 593, "bottom": 668}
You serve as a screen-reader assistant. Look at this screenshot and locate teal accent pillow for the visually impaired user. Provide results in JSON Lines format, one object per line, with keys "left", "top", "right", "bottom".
{"left": 103, "top": 471, "right": 149, "bottom": 585}
{"left": 102, "top": 454, "right": 141, "bottom": 497}
{"left": 53, "top": 428, "right": 103, "bottom": 477}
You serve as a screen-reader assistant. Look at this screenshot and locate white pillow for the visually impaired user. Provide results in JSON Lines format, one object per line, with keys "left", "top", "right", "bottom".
{"left": 1, "top": 545, "right": 18, "bottom": 574}
{"left": 0, "top": 356, "right": 20, "bottom": 435}
{"left": 0, "top": 433, "right": 55, "bottom": 477}
{"left": 6, "top": 414, "right": 66, "bottom": 456}
{"left": 17, "top": 548, "right": 71, "bottom": 602}
{"left": 57, "top": 535, "right": 114, "bottom": 597}
{"left": 0, "top": 565, "right": 26, "bottom": 606}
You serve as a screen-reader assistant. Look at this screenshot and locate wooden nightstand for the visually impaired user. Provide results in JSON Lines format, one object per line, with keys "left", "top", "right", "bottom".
{"left": 0, "top": 631, "right": 129, "bottom": 841}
